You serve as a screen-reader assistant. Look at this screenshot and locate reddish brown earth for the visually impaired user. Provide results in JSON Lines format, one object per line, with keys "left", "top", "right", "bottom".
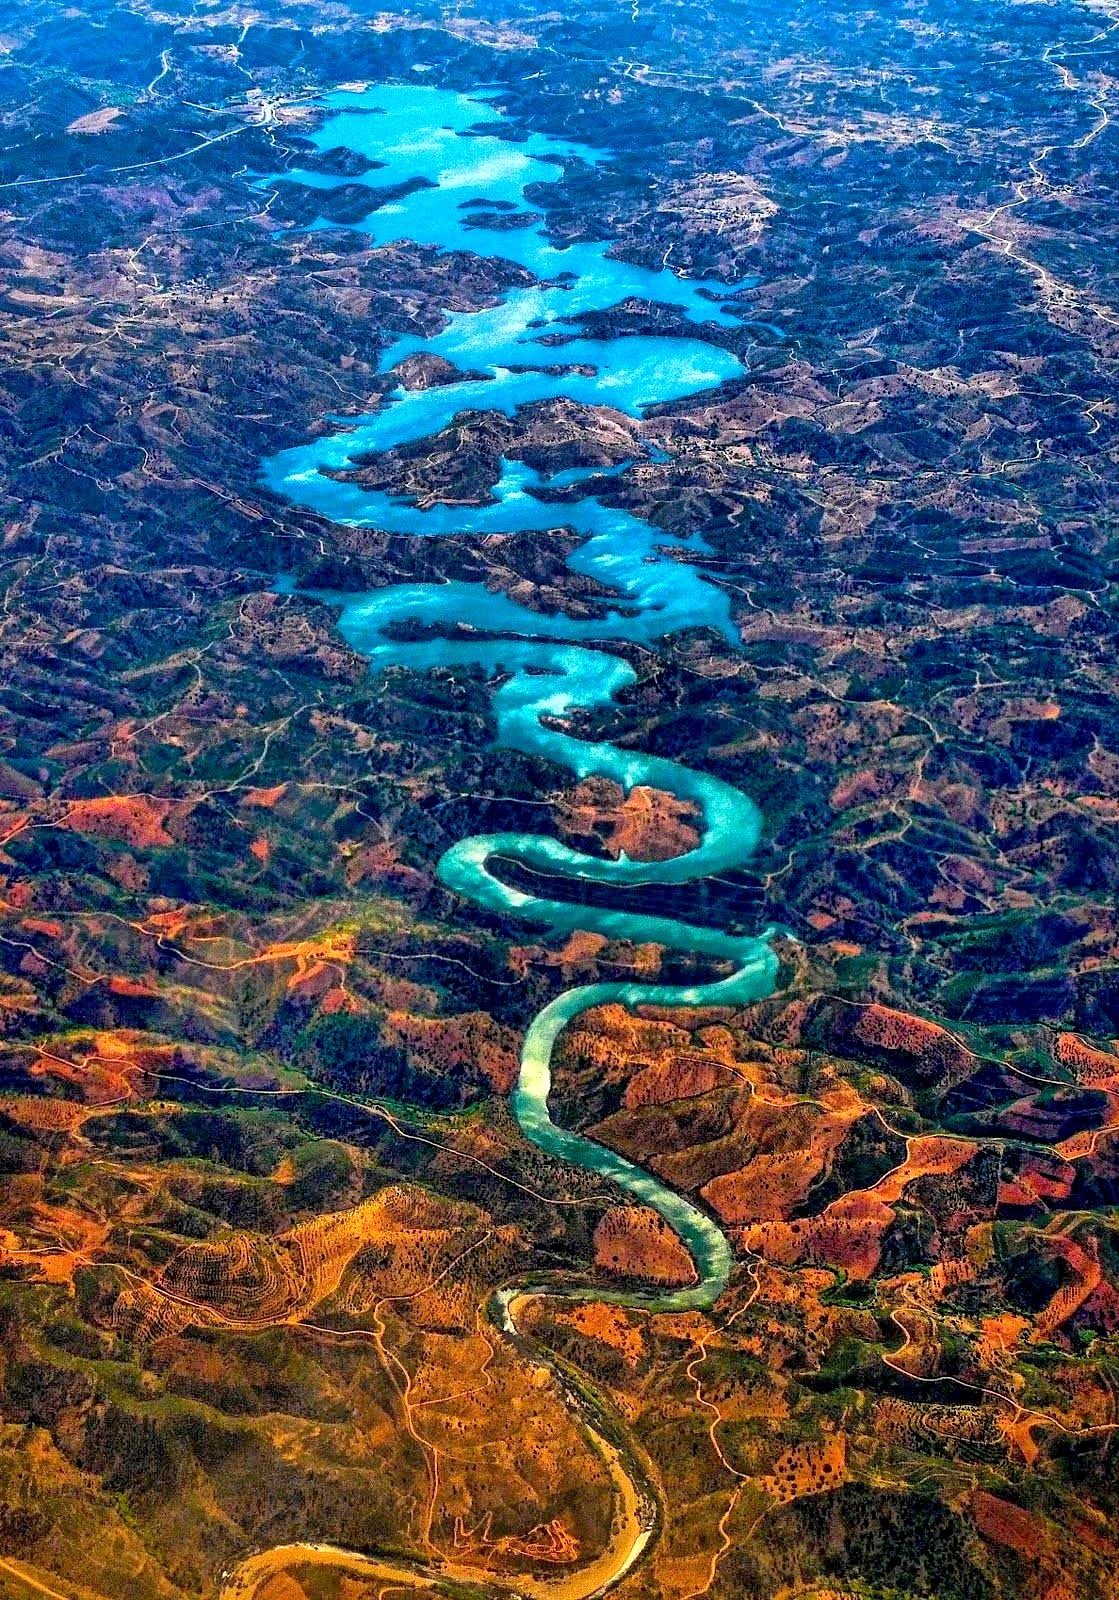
{"left": 592, "top": 1205, "right": 696, "bottom": 1286}
{"left": 555, "top": 777, "right": 702, "bottom": 863}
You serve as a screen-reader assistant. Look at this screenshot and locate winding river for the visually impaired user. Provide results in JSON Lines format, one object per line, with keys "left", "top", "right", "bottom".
{"left": 236, "top": 81, "right": 779, "bottom": 1599}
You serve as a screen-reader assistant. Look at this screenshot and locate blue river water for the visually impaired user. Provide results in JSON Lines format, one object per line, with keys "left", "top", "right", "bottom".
{"left": 262, "top": 82, "right": 778, "bottom": 1310}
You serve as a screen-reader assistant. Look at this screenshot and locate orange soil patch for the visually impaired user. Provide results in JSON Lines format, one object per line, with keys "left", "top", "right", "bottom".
{"left": 624, "top": 1047, "right": 729, "bottom": 1109}
{"left": 592, "top": 1205, "right": 696, "bottom": 1287}
{"left": 208, "top": 931, "right": 359, "bottom": 994}
{"left": 551, "top": 1302, "right": 645, "bottom": 1369}
{"left": 980, "top": 1312, "right": 1029, "bottom": 1358}
{"left": 556, "top": 929, "right": 609, "bottom": 967}
{"left": 867, "top": 1135, "right": 972, "bottom": 1205}
{"left": 30, "top": 1054, "right": 121, "bottom": 1106}
{"left": 240, "top": 784, "right": 287, "bottom": 809}
{"left": 61, "top": 794, "right": 175, "bottom": 849}
{"left": 744, "top": 1192, "right": 894, "bottom": 1279}
{"left": 761, "top": 1435, "right": 846, "bottom": 1504}
{"left": 283, "top": 960, "right": 336, "bottom": 1001}
{"left": 563, "top": 1004, "right": 746, "bottom": 1113}
{"left": 704, "top": 1149, "right": 826, "bottom": 1226}
{"left": 1033, "top": 1237, "right": 1101, "bottom": 1342}
{"left": 998, "top": 1411, "right": 1045, "bottom": 1467}
{"left": 319, "top": 985, "right": 362, "bottom": 1016}
{"left": 971, "top": 1491, "right": 1046, "bottom": 1557}
{"left": 0, "top": 1203, "right": 111, "bottom": 1289}
{"left": 998, "top": 1149, "right": 1075, "bottom": 1209}
{"left": 556, "top": 776, "right": 701, "bottom": 862}
{"left": 1079, "top": 795, "right": 1119, "bottom": 823}
{"left": 1055, "top": 1129, "right": 1100, "bottom": 1161}
{"left": 702, "top": 1106, "right": 856, "bottom": 1226}
{"left": 30, "top": 1030, "right": 175, "bottom": 1106}
{"left": 0, "top": 1096, "right": 85, "bottom": 1133}
{"left": 250, "top": 836, "right": 271, "bottom": 863}
{"left": 830, "top": 768, "right": 893, "bottom": 809}
{"left": 828, "top": 1190, "right": 898, "bottom": 1231}
{"left": 256, "top": 1575, "right": 309, "bottom": 1600}
{"left": 139, "top": 905, "right": 218, "bottom": 941}
{"left": 927, "top": 1256, "right": 978, "bottom": 1298}
{"left": 1054, "top": 1032, "right": 1119, "bottom": 1089}
{"left": 566, "top": 1003, "right": 686, "bottom": 1065}
{"left": 107, "top": 975, "right": 160, "bottom": 998}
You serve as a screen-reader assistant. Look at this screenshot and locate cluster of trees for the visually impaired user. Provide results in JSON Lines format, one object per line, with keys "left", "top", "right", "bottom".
{"left": 296, "top": 1010, "right": 462, "bottom": 1109}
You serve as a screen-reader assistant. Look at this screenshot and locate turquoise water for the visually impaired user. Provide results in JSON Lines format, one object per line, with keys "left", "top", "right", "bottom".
{"left": 262, "top": 83, "right": 778, "bottom": 1309}
{"left": 263, "top": 82, "right": 748, "bottom": 326}
{"left": 270, "top": 454, "right": 742, "bottom": 651}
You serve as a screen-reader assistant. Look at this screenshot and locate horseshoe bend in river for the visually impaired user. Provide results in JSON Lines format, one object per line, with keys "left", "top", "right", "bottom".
{"left": 235, "top": 82, "right": 781, "bottom": 1600}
